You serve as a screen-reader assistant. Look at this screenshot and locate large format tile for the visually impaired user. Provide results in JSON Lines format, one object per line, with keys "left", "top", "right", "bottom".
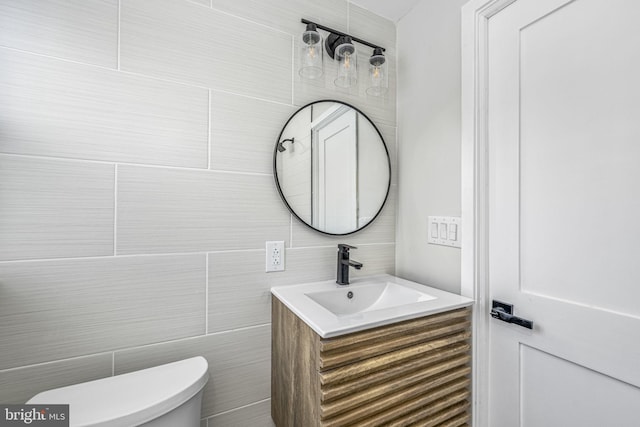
{"left": 0, "top": 155, "right": 114, "bottom": 261}
{"left": 210, "top": 0, "right": 347, "bottom": 36}
{"left": 116, "top": 166, "right": 290, "bottom": 254}
{"left": 114, "top": 325, "right": 270, "bottom": 418}
{"left": 0, "top": 0, "right": 118, "bottom": 68}
{"left": 207, "top": 244, "right": 395, "bottom": 333}
{"left": 0, "top": 353, "right": 113, "bottom": 404}
{"left": 348, "top": 4, "right": 396, "bottom": 57}
{"left": 0, "top": 254, "right": 206, "bottom": 370}
{"left": 210, "top": 92, "right": 295, "bottom": 174}
{"left": 207, "top": 250, "right": 271, "bottom": 334}
{"left": 120, "top": 0, "right": 292, "bottom": 103}
{"left": 207, "top": 399, "right": 274, "bottom": 427}
{"left": 291, "top": 185, "right": 397, "bottom": 247}
{"left": 0, "top": 48, "right": 209, "bottom": 167}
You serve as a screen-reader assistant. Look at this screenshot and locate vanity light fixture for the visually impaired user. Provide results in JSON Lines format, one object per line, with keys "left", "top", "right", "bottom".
{"left": 299, "top": 19, "right": 388, "bottom": 95}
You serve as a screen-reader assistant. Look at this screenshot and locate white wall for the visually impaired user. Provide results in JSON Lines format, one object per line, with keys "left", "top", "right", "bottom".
{"left": 396, "top": 0, "right": 469, "bottom": 294}
{"left": 0, "top": 1, "right": 396, "bottom": 425}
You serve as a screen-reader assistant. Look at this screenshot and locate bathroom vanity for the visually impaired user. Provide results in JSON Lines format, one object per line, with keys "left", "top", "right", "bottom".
{"left": 271, "top": 275, "right": 473, "bottom": 426}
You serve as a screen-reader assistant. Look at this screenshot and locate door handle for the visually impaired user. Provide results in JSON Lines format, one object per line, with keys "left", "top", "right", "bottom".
{"left": 490, "top": 300, "right": 533, "bottom": 329}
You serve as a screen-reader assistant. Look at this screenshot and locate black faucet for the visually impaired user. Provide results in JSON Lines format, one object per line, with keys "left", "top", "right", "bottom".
{"left": 336, "top": 244, "right": 363, "bottom": 285}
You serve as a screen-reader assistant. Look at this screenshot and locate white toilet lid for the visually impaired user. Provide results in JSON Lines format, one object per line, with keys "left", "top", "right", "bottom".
{"left": 27, "top": 356, "right": 209, "bottom": 427}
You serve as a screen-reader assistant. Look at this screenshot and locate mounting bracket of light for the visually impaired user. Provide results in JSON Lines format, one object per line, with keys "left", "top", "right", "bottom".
{"left": 300, "top": 18, "right": 385, "bottom": 58}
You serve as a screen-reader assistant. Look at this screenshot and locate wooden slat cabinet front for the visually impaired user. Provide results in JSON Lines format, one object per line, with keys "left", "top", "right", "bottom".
{"left": 272, "top": 298, "right": 472, "bottom": 427}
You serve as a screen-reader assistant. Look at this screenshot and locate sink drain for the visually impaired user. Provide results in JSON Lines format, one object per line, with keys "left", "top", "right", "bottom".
{"left": 347, "top": 291, "right": 354, "bottom": 299}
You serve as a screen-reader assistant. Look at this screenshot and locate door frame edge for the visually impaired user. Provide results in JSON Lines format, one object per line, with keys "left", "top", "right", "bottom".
{"left": 461, "top": 0, "right": 517, "bottom": 425}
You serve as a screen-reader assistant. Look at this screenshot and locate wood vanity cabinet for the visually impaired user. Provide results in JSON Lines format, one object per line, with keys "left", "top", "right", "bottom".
{"left": 271, "top": 298, "right": 472, "bottom": 427}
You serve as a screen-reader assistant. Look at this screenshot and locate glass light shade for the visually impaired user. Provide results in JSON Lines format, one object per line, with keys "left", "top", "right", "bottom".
{"left": 299, "top": 25, "right": 323, "bottom": 79}
{"left": 366, "top": 49, "right": 388, "bottom": 96}
{"left": 334, "top": 38, "right": 357, "bottom": 88}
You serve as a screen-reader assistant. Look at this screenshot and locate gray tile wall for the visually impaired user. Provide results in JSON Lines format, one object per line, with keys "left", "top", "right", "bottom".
{"left": 0, "top": 1, "right": 396, "bottom": 424}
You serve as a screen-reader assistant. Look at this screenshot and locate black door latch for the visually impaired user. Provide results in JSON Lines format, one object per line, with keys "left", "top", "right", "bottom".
{"left": 490, "top": 300, "right": 534, "bottom": 329}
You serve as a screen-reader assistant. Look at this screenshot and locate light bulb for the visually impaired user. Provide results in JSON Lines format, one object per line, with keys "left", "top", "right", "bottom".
{"left": 366, "top": 48, "right": 388, "bottom": 96}
{"left": 334, "top": 37, "right": 357, "bottom": 88}
{"left": 298, "top": 23, "right": 323, "bottom": 79}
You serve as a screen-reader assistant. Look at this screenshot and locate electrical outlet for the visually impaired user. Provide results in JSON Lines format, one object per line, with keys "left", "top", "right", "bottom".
{"left": 266, "top": 241, "right": 285, "bottom": 272}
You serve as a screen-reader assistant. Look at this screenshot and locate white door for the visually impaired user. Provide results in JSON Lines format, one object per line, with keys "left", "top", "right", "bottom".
{"left": 315, "top": 108, "right": 357, "bottom": 233}
{"left": 487, "top": 0, "right": 640, "bottom": 425}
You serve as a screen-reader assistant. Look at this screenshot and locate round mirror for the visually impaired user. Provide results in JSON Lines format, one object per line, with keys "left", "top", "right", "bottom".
{"left": 274, "top": 100, "right": 391, "bottom": 235}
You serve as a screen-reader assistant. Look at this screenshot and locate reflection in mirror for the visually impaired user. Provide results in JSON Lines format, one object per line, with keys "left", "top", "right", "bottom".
{"left": 274, "top": 101, "right": 390, "bottom": 235}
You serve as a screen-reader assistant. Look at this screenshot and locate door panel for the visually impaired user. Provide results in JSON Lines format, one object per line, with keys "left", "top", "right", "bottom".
{"left": 519, "top": 0, "right": 640, "bottom": 314}
{"left": 487, "top": 0, "right": 640, "bottom": 425}
{"left": 521, "top": 345, "right": 640, "bottom": 427}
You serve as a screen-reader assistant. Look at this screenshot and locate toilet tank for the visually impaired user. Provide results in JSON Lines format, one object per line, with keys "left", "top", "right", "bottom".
{"left": 27, "top": 356, "right": 209, "bottom": 427}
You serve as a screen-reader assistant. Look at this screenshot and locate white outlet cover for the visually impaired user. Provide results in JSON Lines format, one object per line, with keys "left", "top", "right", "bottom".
{"left": 266, "top": 241, "right": 285, "bottom": 272}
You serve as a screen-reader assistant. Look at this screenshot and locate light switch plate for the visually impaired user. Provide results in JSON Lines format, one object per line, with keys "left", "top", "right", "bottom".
{"left": 428, "top": 216, "right": 461, "bottom": 248}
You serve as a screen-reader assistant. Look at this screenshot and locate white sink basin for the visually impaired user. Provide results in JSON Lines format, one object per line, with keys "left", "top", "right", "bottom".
{"left": 271, "top": 274, "right": 473, "bottom": 338}
{"left": 305, "top": 281, "right": 436, "bottom": 315}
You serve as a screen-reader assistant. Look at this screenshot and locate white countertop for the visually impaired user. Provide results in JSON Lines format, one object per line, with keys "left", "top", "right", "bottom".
{"left": 271, "top": 274, "right": 474, "bottom": 338}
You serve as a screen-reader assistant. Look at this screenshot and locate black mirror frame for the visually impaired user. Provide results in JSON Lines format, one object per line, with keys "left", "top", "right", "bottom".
{"left": 273, "top": 100, "right": 391, "bottom": 236}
